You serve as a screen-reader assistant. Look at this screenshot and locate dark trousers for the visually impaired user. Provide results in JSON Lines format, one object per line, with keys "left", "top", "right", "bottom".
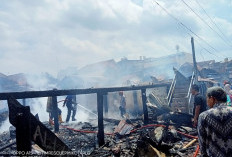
{"left": 50, "top": 108, "right": 62, "bottom": 120}
{"left": 66, "top": 107, "right": 77, "bottom": 122}
{"left": 119, "top": 106, "right": 126, "bottom": 118}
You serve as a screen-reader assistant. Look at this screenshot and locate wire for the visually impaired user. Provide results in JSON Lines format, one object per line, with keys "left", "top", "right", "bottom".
{"left": 199, "top": 49, "right": 205, "bottom": 61}
{"left": 195, "top": 0, "right": 232, "bottom": 46}
{"left": 181, "top": 22, "right": 226, "bottom": 59}
{"left": 152, "top": 0, "right": 226, "bottom": 59}
{"left": 177, "top": 23, "right": 220, "bottom": 59}
{"left": 180, "top": 0, "right": 232, "bottom": 49}
{"left": 194, "top": 38, "right": 222, "bottom": 58}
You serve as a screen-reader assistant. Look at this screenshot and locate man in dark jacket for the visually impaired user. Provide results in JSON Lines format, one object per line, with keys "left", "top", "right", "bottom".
{"left": 191, "top": 84, "right": 207, "bottom": 127}
{"left": 198, "top": 86, "right": 231, "bottom": 156}
{"left": 63, "top": 95, "right": 77, "bottom": 122}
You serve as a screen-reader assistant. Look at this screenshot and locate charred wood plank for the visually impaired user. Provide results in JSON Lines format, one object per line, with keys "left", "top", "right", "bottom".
{"left": 97, "top": 92, "right": 105, "bottom": 146}
{"left": 7, "top": 97, "right": 73, "bottom": 154}
{"left": 16, "top": 105, "right": 31, "bottom": 151}
{"left": 103, "top": 118, "right": 120, "bottom": 124}
{"left": 182, "top": 139, "right": 197, "bottom": 149}
{"left": 0, "top": 83, "right": 170, "bottom": 100}
{"left": 52, "top": 96, "right": 59, "bottom": 133}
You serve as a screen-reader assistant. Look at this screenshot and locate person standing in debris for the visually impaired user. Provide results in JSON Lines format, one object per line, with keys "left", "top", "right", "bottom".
{"left": 46, "top": 89, "right": 64, "bottom": 124}
{"left": 63, "top": 95, "right": 77, "bottom": 122}
{"left": 191, "top": 84, "right": 207, "bottom": 127}
{"left": 119, "top": 91, "right": 126, "bottom": 118}
{"left": 198, "top": 86, "right": 232, "bottom": 156}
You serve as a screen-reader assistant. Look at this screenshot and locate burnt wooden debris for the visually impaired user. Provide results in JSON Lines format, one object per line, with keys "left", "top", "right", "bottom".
{"left": 16, "top": 105, "right": 31, "bottom": 151}
{"left": 0, "top": 95, "right": 199, "bottom": 156}
{"left": 7, "top": 97, "right": 74, "bottom": 156}
{"left": 0, "top": 83, "right": 170, "bottom": 100}
{"left": 0, "top": 83, "right": 170, "bottom": 147}
{"left": 97, "top": 92, "right": 104, "bottom": 146}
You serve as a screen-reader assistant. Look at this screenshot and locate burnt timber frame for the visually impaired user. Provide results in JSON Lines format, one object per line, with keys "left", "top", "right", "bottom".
{"left": 0, "top": 83, "right": 170, "bottom": 146}
{"left": 7, "top": 97, "right": 73, "bottom": 155}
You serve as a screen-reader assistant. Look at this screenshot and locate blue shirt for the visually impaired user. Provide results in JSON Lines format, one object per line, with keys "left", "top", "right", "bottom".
{"left": 227, "top": 95, "right": 232, "bottom": 106}
{"left": 64, "top": 95, "right": 74, "bottom": 108}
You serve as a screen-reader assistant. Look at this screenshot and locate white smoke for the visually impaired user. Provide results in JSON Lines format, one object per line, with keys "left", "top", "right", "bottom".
{"left": 0, "top": 100, "right": 9, "bottom": 134}
{"left": 0, "top": 118, "right": 11, "bottom": 134}
{"left": 0, "top": 53, "right": 191, "bottom": 134}
{"left": 26, "top": 73, "right": 57, "bottom": 90}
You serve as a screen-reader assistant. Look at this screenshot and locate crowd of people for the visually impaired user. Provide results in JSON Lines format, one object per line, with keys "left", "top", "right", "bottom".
{"left": 190, "top": 81, "right": 232, "bottom": 156}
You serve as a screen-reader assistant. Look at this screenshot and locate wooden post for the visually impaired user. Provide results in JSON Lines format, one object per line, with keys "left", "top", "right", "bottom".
{"left": 191, "top": 37, "right": 198, "bottom": 81}
{"left": 141, "top": 89, "right": 148, "bottom": 124}
{"left": 16, "top": 106, "right": 31, "bottom": 152}
{"left": 97, "top": 92, "right": 105, "bottom": 146}
{"left": 8, "top": 97, "right": 73, "bottom": 153}
{"left": 103, "top": 93, "right": 108, "bottom": 116}
{"left": 52, "top": 96, "right": 59, "bottom": 133}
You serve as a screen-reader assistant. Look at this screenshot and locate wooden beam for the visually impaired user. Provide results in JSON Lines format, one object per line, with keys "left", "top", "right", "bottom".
{"left": 52, "top": 96, "right": 59, "bottom": 133}
{"left": 191, "top": 37, "right": 199, "bottom": 79}
{"left": 0, "top": 83, "right": 170, "bottom": 100}
{"left": 16, "top": 106, "right": 31, "bottom": 152}
{"left": 97, "top": 92, "right": 105, "bottom": 146}
{"left": 7, "top": 97, "right": 72, "bottom": 153}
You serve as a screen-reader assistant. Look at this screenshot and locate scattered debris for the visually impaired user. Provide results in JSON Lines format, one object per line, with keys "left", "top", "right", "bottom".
{"left": 0, "top": 93, "right": 200, "bottom": 157}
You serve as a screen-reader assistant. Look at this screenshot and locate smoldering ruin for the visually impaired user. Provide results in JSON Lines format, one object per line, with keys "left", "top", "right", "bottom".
{"left": 0, "top": 53, "right": 232, "bottom": 156}
{"left": 0, "top": 86, "right": 197, "bottom": 157}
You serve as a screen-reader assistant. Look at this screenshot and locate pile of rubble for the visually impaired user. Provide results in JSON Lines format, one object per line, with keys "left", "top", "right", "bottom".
{"left": 54, "top": 117, "right": 198, "bottom": 156}
{"left": 0, "top": 104, "right": 199, "bottom": 156}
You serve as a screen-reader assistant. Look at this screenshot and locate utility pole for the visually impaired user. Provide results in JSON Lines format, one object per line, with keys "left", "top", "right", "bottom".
{"left": 191, "top": 37, "right": 198, "bottom": 82}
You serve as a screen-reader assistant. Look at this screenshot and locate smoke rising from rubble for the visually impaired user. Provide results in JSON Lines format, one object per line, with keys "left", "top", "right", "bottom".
{"left": 0, "top": 52, "right": 193, "bottom": 133}
{"left": 26, "top": 73, "right": 57, "bottom": 90}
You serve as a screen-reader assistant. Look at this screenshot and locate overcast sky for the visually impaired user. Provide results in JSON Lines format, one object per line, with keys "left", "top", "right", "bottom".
{"left": 0, "top": 0, "right": 232, "bottom": 76}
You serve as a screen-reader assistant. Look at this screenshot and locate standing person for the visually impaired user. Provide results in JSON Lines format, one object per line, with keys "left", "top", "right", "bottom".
{"left": 119, "top": 91, "right": 126, "bottom": 118}
{"left": 224, "top": 83, "right": 232, "bottom": 106}
{"left": 46, "top": 96, "right": 53, "bottom": 124}
{"left": 46, "top": 96, "right": 64, "bottom": 125}
{"left": 191, "top": 84, "right": 207, "bottom": 127}
{"left": 198, "top": 86, "right": 232, "bottom": 156}
{"left": 63, "top": 95, "right": 77, "bottom": 122}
